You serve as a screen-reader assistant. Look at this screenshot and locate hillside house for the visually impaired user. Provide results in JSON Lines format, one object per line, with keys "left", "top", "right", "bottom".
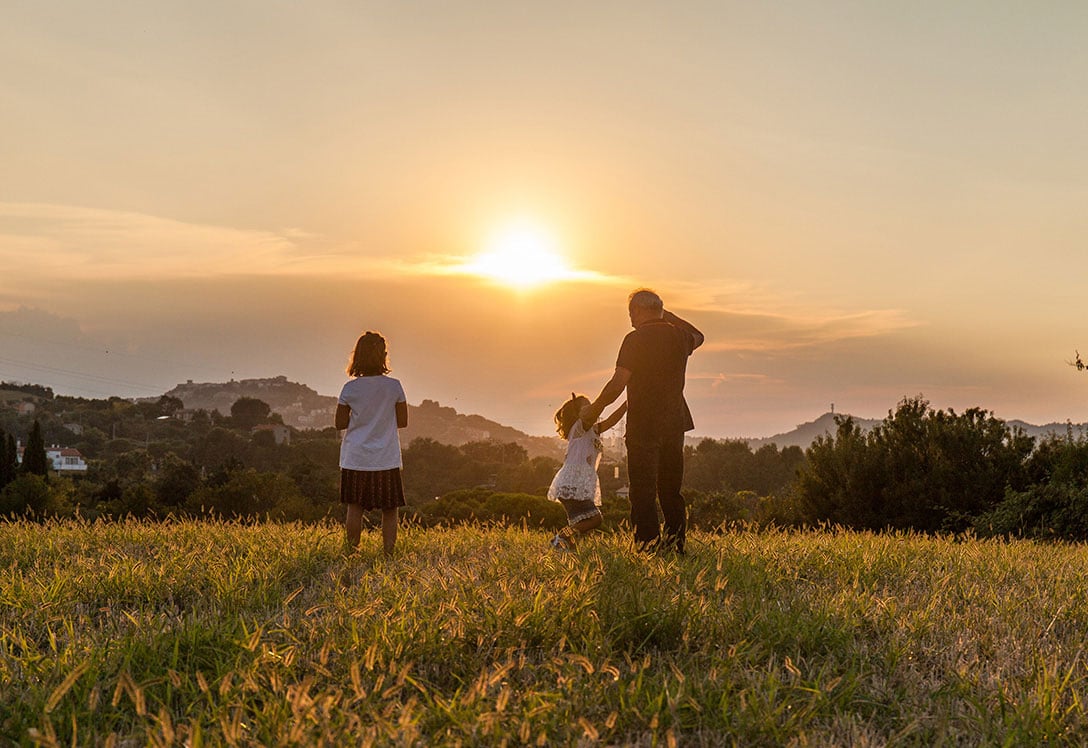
{"left": 15, "top": 444, "right": 89, "bottom": 474}
{"left": 49, "top": 447, "right": 89, "bottom": 473}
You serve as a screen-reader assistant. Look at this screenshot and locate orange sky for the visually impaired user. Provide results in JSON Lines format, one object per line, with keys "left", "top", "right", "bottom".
{"left": 2, "top": 4, "right": 1088, "bottom": 437}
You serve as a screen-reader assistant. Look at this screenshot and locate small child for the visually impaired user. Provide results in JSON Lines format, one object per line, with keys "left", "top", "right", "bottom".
{"left": 546, "top": 393, "right": 627, "bottom": 550}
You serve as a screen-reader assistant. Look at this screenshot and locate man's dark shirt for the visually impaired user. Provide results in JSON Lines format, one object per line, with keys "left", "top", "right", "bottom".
{"left": 616, "top": 318, "right": 696, "bottom": 440}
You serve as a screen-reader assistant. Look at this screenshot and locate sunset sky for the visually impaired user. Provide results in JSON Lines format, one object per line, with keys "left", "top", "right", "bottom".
{"left": 3, "top": 2, "right": 1088, "bottom": 439}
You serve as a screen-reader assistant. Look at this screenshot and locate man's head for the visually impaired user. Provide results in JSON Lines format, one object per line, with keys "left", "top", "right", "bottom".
{"left": 628, "top": 288, "right": 664, "bottom": 327}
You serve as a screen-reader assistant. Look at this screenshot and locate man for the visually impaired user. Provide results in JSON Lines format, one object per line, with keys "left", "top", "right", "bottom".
{"left": 581, "top": 289, "right": 704, "bottom": 552}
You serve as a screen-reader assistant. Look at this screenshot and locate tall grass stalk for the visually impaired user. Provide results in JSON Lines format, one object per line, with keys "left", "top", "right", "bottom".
{"left": 3, "top": 518, "right": 1088, "bottom": 745}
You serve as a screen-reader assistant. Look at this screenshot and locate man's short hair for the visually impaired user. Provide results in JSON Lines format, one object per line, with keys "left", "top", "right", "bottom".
{"left": 628, "top": 288, "right": 664, "bottom": 314}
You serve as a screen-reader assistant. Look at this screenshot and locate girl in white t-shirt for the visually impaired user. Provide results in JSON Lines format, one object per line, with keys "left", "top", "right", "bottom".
{"left": 546, "top": 393, "right": 627, "bottom": 550}
{"left": 335, "top": 331, "right": 408, "bottom": 556}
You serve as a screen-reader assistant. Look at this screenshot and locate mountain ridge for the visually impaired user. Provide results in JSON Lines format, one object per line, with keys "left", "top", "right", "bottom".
{"left": 162, "top": 375, "right": 1088, "bottom": 454}
{"left": 162, "top": 376, "right": 565, "bottom": 460}
{"left": 741, "top": 411, "right": 1088, "bottom": 450}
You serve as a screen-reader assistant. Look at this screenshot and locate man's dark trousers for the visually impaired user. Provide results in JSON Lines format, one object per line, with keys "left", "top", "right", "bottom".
{"left": 626, "top": 431, "right": 686, "bottom": 551}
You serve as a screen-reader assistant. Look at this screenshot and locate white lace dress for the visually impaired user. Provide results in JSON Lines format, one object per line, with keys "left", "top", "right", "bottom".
{"left": 547, "top": 420, "right": 603, "bottom": 505}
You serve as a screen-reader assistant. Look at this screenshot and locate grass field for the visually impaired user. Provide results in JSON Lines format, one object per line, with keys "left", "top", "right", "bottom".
{"left": 3, "top": 518, "right": 1088, "bottom": 746}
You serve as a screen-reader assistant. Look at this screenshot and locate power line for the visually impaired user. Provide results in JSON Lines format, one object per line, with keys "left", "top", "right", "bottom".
{"left": 0, "top": 355, "right": 164, "bottom": 395}
{"left": 0, "top": 329, "right": 232, "bottom": 381}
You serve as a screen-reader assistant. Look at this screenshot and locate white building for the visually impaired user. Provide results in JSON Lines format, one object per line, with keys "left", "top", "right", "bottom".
{"left": 15, "top": 444, "right": 89, "bottom": 474}
{"left": 49, "top": 447, "right": 89, "bottom": 473}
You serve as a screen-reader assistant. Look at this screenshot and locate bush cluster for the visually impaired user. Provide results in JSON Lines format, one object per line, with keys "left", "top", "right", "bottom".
{"left": 789, "top": 396, "right": 1088, "bottom": 539}
{"left": 16, "top": 386, "right": 1088, "bottom": 540}
{"left": 974, "top": 433, "right": 1088, "bottom": 540}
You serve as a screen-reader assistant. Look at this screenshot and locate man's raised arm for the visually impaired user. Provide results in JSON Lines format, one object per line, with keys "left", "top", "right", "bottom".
{"left": 663, "top": 309, "right": 704, "bottom": 351}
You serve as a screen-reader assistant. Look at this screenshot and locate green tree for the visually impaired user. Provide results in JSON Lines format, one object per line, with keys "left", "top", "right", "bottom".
{"left": 795, "top": 397, "right": 1033, "bottom": 532}
{"left": 157, "top": 395, "right": 184, "bottom": 417}
{"left": 20, "top": 420, "right": 49, "bottom": 477}
{"left": 793, "top": 416, "right": 879, "bottom": 527}
{"left": 401, "top": 438, "right": 478, "bottom": 503}
{"left": 185, "top": 469, "right": 305, "bottom": 518}
{"left": 976, "top": 433, "right": 1088, "bottom": 540}
{"left": 460, "top": 440, "right": 528, "bottom": 466}
{"left": 684, "top": 438, "right": 806, "bottom": 496}
{"left": 154, "top": 455, "right": 203, "bottom": 510}
{"left": 192, "top": 427, "right": 249, "bottom": 470}
{"left": 230, "top": 397, "right": 272, "bottom": 429}
{"left": 0, "top": 430, "right": 17, "bottom": 489}
{"left": 0, "top": 474, "right": 50, "bottom": 516}
{"left": 497, "top": 455, "right": 562, "bottom": 495}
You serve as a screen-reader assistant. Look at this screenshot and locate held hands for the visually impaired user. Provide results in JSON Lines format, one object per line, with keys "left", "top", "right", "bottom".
{"left": 579, "top": 401, "right": 602, "bottom": 429}
{"left": 581, "top": 399, "right": 626, "bottom": 433}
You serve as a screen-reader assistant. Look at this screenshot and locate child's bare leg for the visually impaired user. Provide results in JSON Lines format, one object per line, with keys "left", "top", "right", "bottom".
{"left": 381, "top": 507, "right": 398, "bottom": 556}
{"left": 558, "top": 513, "right": 602, "bottom": 548}
{"left": 572, "top": 513, "right": 602, "bottom": 536}
{"left": 345, "top": 503, "right": 364, "bottom": 551}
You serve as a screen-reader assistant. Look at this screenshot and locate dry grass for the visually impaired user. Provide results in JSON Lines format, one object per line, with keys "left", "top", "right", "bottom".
{"left": 3, "top": 518, "right": 1088, "bottom": 745}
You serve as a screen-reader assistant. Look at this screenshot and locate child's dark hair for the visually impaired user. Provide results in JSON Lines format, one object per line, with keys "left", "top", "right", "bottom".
{"left": 554, "top": 392, "right": 588, "bottom": 440}
{"left": 347, "top": 331, "right": 391, "bottom": 377}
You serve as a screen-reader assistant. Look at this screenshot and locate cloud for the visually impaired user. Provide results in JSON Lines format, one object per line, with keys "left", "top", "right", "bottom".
{"left": 0, "top": 202, "right": 306, "bottom": 283}
{"left": 700, "top": 309, "right": 918, "bottom": 353}
{"left": 0, "top": 202, "right": 631, "bottom": 294}
{"left": 688, "top": 372, "right": 780, "bottom": 390}
{"left": 660, "top": 279, "right": 919, "bottom": 353}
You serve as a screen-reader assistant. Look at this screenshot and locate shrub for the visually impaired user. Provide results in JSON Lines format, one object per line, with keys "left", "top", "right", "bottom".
{"left": 0, "top": 474, "right": 50, "bottom": 516}
{"left": 976, "top": 434, "right": 1088, "bottom": 540}
{"left": 684, "top": 439, "right": 805, "bottom": 496}
{"left": 184, "top": 469, "right": 308, "bottom": 519}
{"left": 409, "top": 489, "right": 566, "bottom": 529}
{"left": 794, "top": 396, "right": 1033, "bottom": 532}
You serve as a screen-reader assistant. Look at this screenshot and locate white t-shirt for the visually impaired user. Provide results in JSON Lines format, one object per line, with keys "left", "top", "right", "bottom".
{"left": 338, "top": 375, "right": 406, "bottom": 471}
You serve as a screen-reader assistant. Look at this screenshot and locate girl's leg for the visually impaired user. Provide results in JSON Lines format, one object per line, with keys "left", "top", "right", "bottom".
{"left": 345, "top": 503, "right": 364, "bottom": 550}
{"left": 572, "top": 513, "right": 602, "bottom": 535}
{"left": 381, "top": 507, "right": 398, "bottom": 556}
{"left": 565, "top": 513, "right": 602, "bottom": 547}
{"left": 555, "top": 512, "right": 601, "bottom": 549}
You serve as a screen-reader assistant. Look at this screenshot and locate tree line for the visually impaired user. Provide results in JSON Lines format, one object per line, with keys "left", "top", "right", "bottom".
{"left": 4, "top": 388, "right": 1088, "bottom": 540}
{"left": 0, "top": 390, "right": 803, "bottom": 529}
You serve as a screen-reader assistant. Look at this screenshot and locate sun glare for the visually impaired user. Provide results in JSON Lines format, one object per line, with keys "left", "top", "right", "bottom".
{"left": 464, "top": 219, "right": 576, "bottom": 289}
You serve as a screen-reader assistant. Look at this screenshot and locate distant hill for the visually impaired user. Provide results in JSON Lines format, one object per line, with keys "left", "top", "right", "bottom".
{"left": 164, "top": 376, "right": 336, "bottom": 429}
{"left": 404, "top": 399, "right": 564, "bottom": 460}
{"left": 745, "top": 412, "right": 882, "bottom": 450}
{"left": 162, "top": 376, "right": 564, "bottom": 460}
{"left": 24, "top": 374, "right": 1088, "bottom": 458}
{"left": 1008, "top": 420, "right": 1088, "bottom": 442}
{"left": 740, "top": 412, "right": 1088, "bottom": 451}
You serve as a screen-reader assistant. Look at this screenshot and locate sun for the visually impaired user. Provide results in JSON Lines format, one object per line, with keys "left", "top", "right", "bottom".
{"left": 464, "top": 219, "right": 577, "bottom": 289}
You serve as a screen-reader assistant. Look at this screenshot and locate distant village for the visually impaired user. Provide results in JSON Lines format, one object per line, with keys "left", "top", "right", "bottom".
{"left": 0, "top": 376, "right": 572, "bottom": 478}
{"left": 163, "top": 375, "right": 338, "bottom": 429}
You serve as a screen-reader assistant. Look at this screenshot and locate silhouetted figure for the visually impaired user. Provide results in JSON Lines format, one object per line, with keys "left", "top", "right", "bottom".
{"left": 335, "top": 331, "right": 408, "bottom": 556}
{"left": 581, "top": 289, "right": 703, "bottom": 553}
{"left": 546, "top": 392, "right": 627, "bottom": 551}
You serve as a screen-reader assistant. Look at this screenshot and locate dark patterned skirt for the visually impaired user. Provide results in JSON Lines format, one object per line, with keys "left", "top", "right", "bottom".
{"left": 339, "top": 468, "right": 406, "bottom": 510}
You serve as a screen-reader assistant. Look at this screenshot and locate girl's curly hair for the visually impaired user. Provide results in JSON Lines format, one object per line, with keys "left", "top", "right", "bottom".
{"left": 554, "top": 392, "right": 589, "bottom": 440}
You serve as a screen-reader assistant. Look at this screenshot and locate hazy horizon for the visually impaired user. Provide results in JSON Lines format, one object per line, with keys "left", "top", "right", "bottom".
{"left": 4, "top": 3, "right": 1088, "bottom": 439}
